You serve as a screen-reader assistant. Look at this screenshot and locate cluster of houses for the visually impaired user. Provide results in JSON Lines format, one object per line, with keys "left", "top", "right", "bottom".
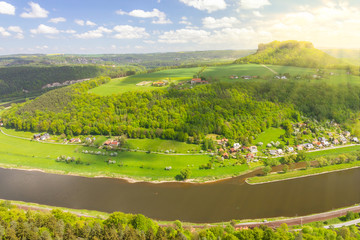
{"left": 33, "top": 133, "right": 50, "bottom": 141}
{"left": 241, "top": 76, "right": 258, "bottom": 80}
{"left": 152, "top": 81, "right": 168, "bottom": 87}
{"left": 42, "top": 78, "right": 90, "bottom": 89}
{"left": 103, "top": 139, "right": 120, "bottom": 148}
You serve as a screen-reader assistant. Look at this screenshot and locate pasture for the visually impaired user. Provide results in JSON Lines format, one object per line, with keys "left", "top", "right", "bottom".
{"left": 0, "top": 127, "right": 248, "bottom": 181}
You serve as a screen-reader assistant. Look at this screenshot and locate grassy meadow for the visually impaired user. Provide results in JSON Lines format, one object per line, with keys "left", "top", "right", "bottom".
{"left": 126, "top": 138, "right": 201, "bottom": 153}
{"left": 0, "top": 127, "right": 249, "bottom": 181}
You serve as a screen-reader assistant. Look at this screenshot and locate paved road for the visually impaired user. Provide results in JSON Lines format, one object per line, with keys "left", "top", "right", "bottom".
{"left": 324, "top": 218, "right": 360, "bottom": 229}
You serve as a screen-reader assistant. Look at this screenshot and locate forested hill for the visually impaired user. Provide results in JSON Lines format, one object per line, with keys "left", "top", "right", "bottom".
{"left": 0, "top": 65, "right": 143, "bottom": 99}
{"left": 234, "top": 40, "right": 345, "bottom": 69}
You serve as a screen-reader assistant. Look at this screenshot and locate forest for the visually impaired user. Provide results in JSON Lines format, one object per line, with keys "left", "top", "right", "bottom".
{"left": 5, "top": 75, "right": 360, "bottom": 144}
{"left": 2, "top": 77, "right": 298, "bottom": 144}
{"left": 0, "top": 201, "right": 358, "bottom": 240}
{"left": 0, "top": 65, "right": 144, "bottom": 99}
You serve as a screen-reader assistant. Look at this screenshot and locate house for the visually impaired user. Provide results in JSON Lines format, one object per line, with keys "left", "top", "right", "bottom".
{"left": 191, "top": 78, "right": 208, "bottom": 85}
{"left": 275, "top": 75, "right": 287, "bottom": 79}
{"left": 230, "top": 148, "right": 237, "bottom": 153}
{"left": 269, "top": 150, "right": 277, "bottom": 156}
{"left": 249, "top": 146, "right": 258, "bottom": 153}
{"left": 318, "top": 137, "right": 326, "bottom": 142}
{"left": 287, "top": 147, "right": 294, "bottom": 152}
{"left": 343, "top": 131, "right": 351, "bottom": 137}
{"left": 230, "top": 75, "right": 239, "bottom": 79}
{"left": 233, "top": 143, "right": 241, "bottom": 149}
{"left": 296, "top": 145, "right": 304, "bottom": 151}
{"left": 339, "top": 137, "right": 347, "bottom": 144}
{"left": 69, "top": 138, "right": 81, "bottom": 143}
{"left": 222, "top": 152, "right": 229, "bottom": 159}
{"left": 39, "top": 133, "right": 50, "bottom": 141}
{"left": 333, "top": 139, "right": 339, "bottom": 145}
{"left": 266, "top": 143, "right": 272, "bottom": 148}
{"left": 352, "top": 137, "right": 359, "bottom": 143}
{"left": 322, "top": 141, "right": 330, "bottom": 147}
{"left": 277, "top": 149, "right": 283, "bottom": 155}
{"left": 246, "top": 153, "right": 254, "bottom": 160}
{"left": 152, "top": 81, "right": 166, "bottom": 87}
{"left": 242, "top": 76, "right": 252, "bottom": 80}
{"left": 0, "top": 122, "right": 3, "bottom": 127}
{"left": 217, "top": 138, "right": 228, "bottom": 145}
{"left": 303, "top": 143, "right": 314, "bottom": 150}
{"left": 110, "top": 141, "right": 120, "bottom": 147}
{"left": 33, "top": 134, "right": 41, "bottom": 140}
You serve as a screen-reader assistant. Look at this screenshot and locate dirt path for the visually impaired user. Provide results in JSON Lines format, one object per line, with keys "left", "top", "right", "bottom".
{"left": 261, "top": 64, "right": 278, "bottom": 74}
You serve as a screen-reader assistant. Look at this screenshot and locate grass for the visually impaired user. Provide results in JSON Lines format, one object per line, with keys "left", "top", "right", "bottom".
{"left": 247, "top": 161, "right": 360, "bottom": 184}
{"left": 255, "top": 128, "right": 285, "bottom": 146}
{"left": 0, "top": 127, "right": 249, "bottom": 181}
{"left": 126, "top": 138, "right": 201, "bottom": 153}
{"left": 89, "top": 67, "right": 202, "bottom": 96}
{"left": 88, "top": 63, "right": 360, "bottom": 96}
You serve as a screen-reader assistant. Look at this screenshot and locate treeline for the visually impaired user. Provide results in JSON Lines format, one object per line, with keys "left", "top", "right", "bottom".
{"left": 0, "top": 201, "right": 359, "bottom": 240}
{"left": 2, "top": 79, "right": 298, "bottom": 144}
{"left": 0, "top": 65, "right": 144, "bottom": 99}
{"left": 240, "top": 80, "right": 360, "bottom": 124}
{"left": 234, "top": 40, "right": 359, "bottom": 74}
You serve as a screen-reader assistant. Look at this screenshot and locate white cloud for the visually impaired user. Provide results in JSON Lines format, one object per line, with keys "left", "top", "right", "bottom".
{"left": 239, "top": 0, "right": 271, "bottom": 9}
{"left": 8, "top": 26, "right": 24, "bottom": 39}
{"left": 49, "top": 17, "right": 66, "bottom": 23}
{"left": 36, "top": 45, "right": 48, "bottom": 50}
{"left": 75, "top": 19, "right": 97, "bottom": 26}
{"left": 179, "top": 0, "right": 227, "bottom": 13}
{"left": 113, "top": 25, "right": 149, "bottom": 39}
{"left": 116, "top": 8, "right": 172, "bottom": 24}
{"left": 74, "top": 26, "right": 112, "bottom": 39}
{"left": 179, "top": 16, "right": 192, "bottom": 25}
{"left": 0, "top": 27, "right": 11, "bottom": 37}
{"left": 248, "top": 1, "right": 360, "bottom": 48}
{"left": 63, "top": 29, "right": 76, "bottom": 34}
{"left": 75, "top": 19, "right": 85, "bottom": 26}
{"left": 30, "top": 24, "right": 59, "bottom": 34}
{"left": 202, "top": 17, "right": 239, "bottom": 29}
{"left": 253, "top": 11, "right": 263, "bottom": 17}
{"left": 0, "top": 1, "right": 15, "bottom": 15}
{"left": 8, "top": 26, "right": 23, "bottom": 33}
{"left": 86, "top": 20, "right": 97, "bottom": 26}
{"left": 159, "top": 28, "right": 210, "bottom": 43}
{"left": 20, "top": 2, "right": 49, "bottom": 18}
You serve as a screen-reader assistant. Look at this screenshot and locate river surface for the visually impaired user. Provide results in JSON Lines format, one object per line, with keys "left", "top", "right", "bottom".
{"left": 0, "top": 167, "right": 359, "bottom": 223}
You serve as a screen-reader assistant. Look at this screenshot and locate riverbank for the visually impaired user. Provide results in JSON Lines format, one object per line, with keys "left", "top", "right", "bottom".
{"left": 3, "top": 199, "right": 360, "bottom": 229}
{"left": 247, "top": 161, "right": 360, "bottom": 184}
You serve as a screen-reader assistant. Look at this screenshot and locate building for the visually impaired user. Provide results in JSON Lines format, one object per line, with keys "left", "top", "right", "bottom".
{"left": 249, "top": 146, "right": 258, "bottom": 153}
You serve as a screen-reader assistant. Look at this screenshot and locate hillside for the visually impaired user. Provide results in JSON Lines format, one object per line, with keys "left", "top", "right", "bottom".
{"left": 0, "top": 65, "right": 143, "bottom": 100}
{"left": 235, "top": 40, "right": 345, "bottom": 69}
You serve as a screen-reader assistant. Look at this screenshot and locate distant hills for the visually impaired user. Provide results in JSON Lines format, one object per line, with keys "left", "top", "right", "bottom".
{"left": 234, "top": 40, "right": 345, "bottom": 69}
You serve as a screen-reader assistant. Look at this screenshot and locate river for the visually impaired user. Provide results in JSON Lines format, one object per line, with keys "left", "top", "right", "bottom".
{"left": 0, "top": 167, "right": 359, "bottom": 223}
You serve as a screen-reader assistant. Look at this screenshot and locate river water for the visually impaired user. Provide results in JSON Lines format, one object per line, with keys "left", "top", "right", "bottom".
{"left": 0, "top": 167, "right": 359, "bottom": 223}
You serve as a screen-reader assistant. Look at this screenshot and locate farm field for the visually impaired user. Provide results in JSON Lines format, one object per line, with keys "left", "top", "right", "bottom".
{"left": 0, "top": 127, "right": 249, "bottom": 181}
{"left": 89, "top": 67, "right": 202, "bottom": 96}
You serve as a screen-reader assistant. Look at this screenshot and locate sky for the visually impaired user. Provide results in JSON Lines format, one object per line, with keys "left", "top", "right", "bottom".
{"left": 0, "top": 0, "right": 359, "bottom": 55}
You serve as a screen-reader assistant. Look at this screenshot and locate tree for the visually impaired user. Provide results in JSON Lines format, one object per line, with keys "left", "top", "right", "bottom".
{"left": 283, "top": 165, "right": 289, "bottom": 173}
{"left": 296, "top": 151, "right": 307, "bottom": 162}
{"left": 177, "top": 168, "right": 191, "bottom": 181}
{"left": 262, "top": 166, "right": 272, "bottom": 176}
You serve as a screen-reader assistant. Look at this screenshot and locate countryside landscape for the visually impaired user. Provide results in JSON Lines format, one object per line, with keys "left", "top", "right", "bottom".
{"left": 0, "top": 0, "right": 360, "bottom": 239}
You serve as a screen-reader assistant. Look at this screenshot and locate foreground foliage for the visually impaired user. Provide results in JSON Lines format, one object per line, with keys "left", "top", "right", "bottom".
{"left": 0, "top": 201, "right": 359, "bottom": 240}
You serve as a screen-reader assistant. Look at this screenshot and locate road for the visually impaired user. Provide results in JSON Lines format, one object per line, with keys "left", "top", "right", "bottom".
{"left": 324, "top": 218, "right": 360, "bottom": 229}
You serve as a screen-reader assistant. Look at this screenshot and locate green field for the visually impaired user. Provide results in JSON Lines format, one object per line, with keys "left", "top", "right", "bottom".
{"left": 126, "top": 138, "right": 201, "bottom": 153}
{"left": 88, "top": 63, "right": 360, "bottom": 96}
{"left": 255, "top": 128, "right": 286, "bottom": 146}
{"left": 89, "top": 67, "right": 202, "bottom": 96}
{"left": 248, "top": 161, "right": 360, "bottom": 184}
{"left": 0, "top": 127, "right": 249, "bottom": 181}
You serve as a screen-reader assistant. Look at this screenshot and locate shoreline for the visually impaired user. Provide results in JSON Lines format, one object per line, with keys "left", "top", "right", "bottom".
{"left": 246, "top": 165, "right": 360, "bottom": 185}
{"left": 0, "top": 164, "right": 255, "bottom": 184}
{"left": 3, "top": 199, "right": 360, "bottom": 228}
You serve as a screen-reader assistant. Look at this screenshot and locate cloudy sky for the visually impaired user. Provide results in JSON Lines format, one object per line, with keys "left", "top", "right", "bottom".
{"left": 0, "top": 0, "right": 359, "bottom": 54}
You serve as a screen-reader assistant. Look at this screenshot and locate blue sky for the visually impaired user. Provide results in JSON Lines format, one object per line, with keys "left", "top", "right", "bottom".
{"left": 0, "top": 0, "right": 359, "bottom": 54}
